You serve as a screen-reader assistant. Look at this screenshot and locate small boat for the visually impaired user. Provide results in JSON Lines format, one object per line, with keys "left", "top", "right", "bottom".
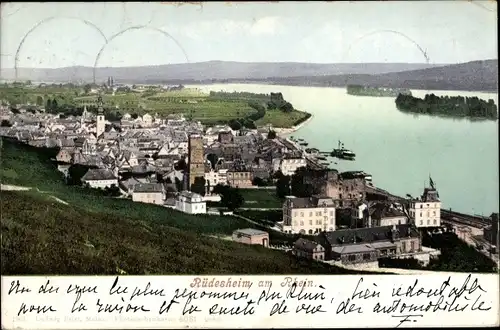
{"left": 299, "top": 142, "right": 308, "bottom": 146}
{"left": 317, "top": 156, "right": 326, "bottom": 161}
{"left": 361, "top": 171, "right": 372, "bottom": 182}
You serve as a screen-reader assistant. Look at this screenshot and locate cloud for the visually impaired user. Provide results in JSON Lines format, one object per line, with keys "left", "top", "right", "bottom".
{"left": 162, "top": 16, "right": 285, "bottom": 40}
{"left": 248, "top": 16, "right": 283, "bottom": 36}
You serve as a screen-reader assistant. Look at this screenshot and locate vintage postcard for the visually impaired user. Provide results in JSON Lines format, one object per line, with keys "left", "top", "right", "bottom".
{"left": 0, "top": 1, "right": 498, "bottom": 329}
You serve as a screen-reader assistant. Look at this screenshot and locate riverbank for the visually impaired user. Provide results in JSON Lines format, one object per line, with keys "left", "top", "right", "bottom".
{"left": 275, "top": 112, "right": 314, "bottom": 136}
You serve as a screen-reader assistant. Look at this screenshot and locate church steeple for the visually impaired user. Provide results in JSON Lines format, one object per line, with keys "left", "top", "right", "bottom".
{"left": 96, "top": 94, "right": 105, "bottom": 139}
{"left": 81, "top": 105, "right": 88, "bottom": 125}
{"left": 97, "top": 95, "right": 104, "bottom": 115}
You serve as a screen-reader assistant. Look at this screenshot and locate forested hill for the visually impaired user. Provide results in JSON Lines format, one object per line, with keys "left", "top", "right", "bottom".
{"left": 3, "top": 62, "right": 442, "bottom": 83}
{"left": 243, "top": 60, "right": 498, "bottom": 92}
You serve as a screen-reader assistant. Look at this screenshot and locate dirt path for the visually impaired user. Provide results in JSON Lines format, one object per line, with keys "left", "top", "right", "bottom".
{"left": 0, "top": 184, "right": 31, "bottom": 191}
{"left": 1, "top": 184, "right": 69, "bottom": 205}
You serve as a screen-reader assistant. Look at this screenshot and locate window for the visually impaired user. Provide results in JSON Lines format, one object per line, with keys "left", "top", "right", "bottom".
{"left": 348, "top": 255, "right": 356, "bottom": 261}
{"left": 319, "top": 220, "right": 322, "bottom": 225}
{"left": 300, "top": 221, "right": 304, "bottom": 226}
{"left": 420, "top": 212, "right": 422, "bottom": 217}
{"left": 309, "top": 212, "right": 313, "bottom": 217}
{"left": 293, "top": 211, "right": 297, "bottom": 217}
{"left": 420, "top": 220, "right": 423, "bottom": 225}
{"left": 330, "top": 211, "right": 334, "bottom": 216}
{"left": 330, "top": 218, "right": 334, "bottom": 224}
{"left": 420, "top": 205, "right": 423, "bottom": 208}
{"left": 433, "top": 211, "right": 436, "bottom": 216}
{"left": 308, "top": 229, "right": 313, "bottom": 234}
{"left": 300, "top": 212, "right": 304, "bottom": 217}
{"left": 433, "top": 219, "right": 437, "bottom": 225}
{"left": 309, "top": 220, "right": 313, "bottom": 225}
{"left": 427, "top": 219, "right": 430, "bottom": 225}
{"left": 363, "top": 253, "right": 371, "bottom": 260}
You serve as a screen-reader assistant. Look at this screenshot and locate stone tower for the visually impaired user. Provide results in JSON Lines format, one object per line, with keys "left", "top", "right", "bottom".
{"left": 96, "top": 95, "right": 106, "bottom": 139}
{"left": 187, "top": 134, "right": 205, "bottom": 190}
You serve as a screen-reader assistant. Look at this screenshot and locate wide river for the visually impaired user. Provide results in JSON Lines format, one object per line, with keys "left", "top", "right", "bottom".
{"left": 189, "top": 83, "right": 499, "bottom": 216}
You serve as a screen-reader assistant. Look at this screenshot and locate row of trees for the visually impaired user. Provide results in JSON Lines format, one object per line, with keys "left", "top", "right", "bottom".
{"left": 268, "top": 92, "right": 294, "bottom": 113}
{"left": 395, "top": 93, "right": 498, "bottom": 120}
{"left": 379, "top": 231, "right": 497, "bottom": 273}
{"left": 275, "top": 167, "right": 315, "bottom": 198}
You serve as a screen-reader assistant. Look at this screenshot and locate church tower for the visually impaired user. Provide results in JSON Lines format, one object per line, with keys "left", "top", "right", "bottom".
{"left": 96, "top": 95, "right": 106, "bottom": 139}
{"left": 187, "top": 134, "right": 205, "bottom": 190}
{"left": 81, "top": 105, "right": 88, "bottom": 126}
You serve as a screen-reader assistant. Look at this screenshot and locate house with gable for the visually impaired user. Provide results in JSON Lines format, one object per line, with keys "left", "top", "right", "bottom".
{"left": 81, "top": 168, "right": 118, "bottom": 189}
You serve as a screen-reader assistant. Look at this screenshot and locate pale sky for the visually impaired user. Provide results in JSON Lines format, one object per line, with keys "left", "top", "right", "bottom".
{"left": 0, "top": 1, "right": 497, "bottom": 69}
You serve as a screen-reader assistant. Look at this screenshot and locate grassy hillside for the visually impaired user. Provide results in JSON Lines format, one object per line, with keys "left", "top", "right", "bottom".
{"left": 2, "top": 190, "right": 376, "bottom": 275}
{"left": 0, "top": 139, "right": 254, "bottom": 236}
{"left": 0, "top": 140, "right": 377, "bottom": 275}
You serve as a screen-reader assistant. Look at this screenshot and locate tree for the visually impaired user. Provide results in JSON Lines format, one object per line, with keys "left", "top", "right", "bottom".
{"left": 267, "top": 130, "right": 277, "bottom": 139}
{"left": 213, "top": 183, "right": 228, "bottom": 196}
{"left": 45, "top": 99, "right": 52, "bottom": 112}
{"left": 36, "top": 96, "right": 43, "bottom": 106}
{"left": 52, "top": 99, "right": 59, "bottom": 111}
{"left": 280, "top": 102, "right": 294, "bottom": 113}
{"left": 1, "top": 120, "right": 12, "bottom": 127}
{"left": 228, "top": 119, "right": 242, "bottom": 131}
{"left": 207, "top": 153, "right": 218, "bottom": 170}
{"left": 174, "top": 177, "right": 183, "bottom": 192}
{"left": 223, "top": 188, "right": 244, "bottom": 211}
{"left": 104, "top": 184, "right": 121, "bottom": 197}
{"left": 190, "top": 177, "right": 206, "bottom": 196}
{"left": 83, "top": 84, "right": 92, "bottom": 95}
{"left": 67, "top": 164, "right": 95, "bottom": 186}
{"left": 252, "top": 177, "right": 264, "bottom": 186}
{"left": 213, "top": 184, "right": 244, "bottom": 211}
{"left": 276, "top": 175, "right": 291, "bottom": 198}
{"left": 291, "top": 167, "right": 314, "bottom": 197}
{"left": 174, "top": 158, "right": 188, "bottom": 172}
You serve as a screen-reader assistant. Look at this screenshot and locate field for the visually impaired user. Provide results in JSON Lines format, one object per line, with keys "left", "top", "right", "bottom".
{"left": 1, "top": 84, "right": 310, "bottom": 128}
{"left": 0, "top": 139, "right": 376, "bottom": 275}
{"left": 239, "top": 188, "right": 283, "bottom": 209}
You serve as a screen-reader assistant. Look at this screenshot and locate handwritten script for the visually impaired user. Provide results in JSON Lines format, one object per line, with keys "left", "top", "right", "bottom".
{"left": 2, "top": 274, "right": 498, "bottom": 329}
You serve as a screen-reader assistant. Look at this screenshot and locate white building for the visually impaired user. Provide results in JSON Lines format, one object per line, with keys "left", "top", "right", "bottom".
{"left": 175, "top": 191, "right": 206, "bottom": 214}
{"left": 273, "top": 156, "right": 307, "bottom": 176}
{"left": 205, "top": 168, "right": 228, "bottom": 193}
{"left": 132, "top": 183, "right": 165, "bottom": 205}
{"left": 409, "top": 187, "right": 441, "bottom": 228}
{"left": 282, "top": 195, "right": 336, "bottom": 234}
{"left": 96, "top": 101, "right": 106, "bottom": 139}
{"left": 81, "top": 168, "right": 118, "bottom": 189}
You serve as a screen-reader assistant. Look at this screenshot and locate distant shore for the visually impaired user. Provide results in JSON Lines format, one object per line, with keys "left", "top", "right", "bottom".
{"left": 187, "top": 81, "right": 498, "bottom": 94}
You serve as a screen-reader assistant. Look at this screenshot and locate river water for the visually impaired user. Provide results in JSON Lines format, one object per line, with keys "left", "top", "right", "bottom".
{"left": 190, "top": 83, "right": 499, "bottom": 215}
